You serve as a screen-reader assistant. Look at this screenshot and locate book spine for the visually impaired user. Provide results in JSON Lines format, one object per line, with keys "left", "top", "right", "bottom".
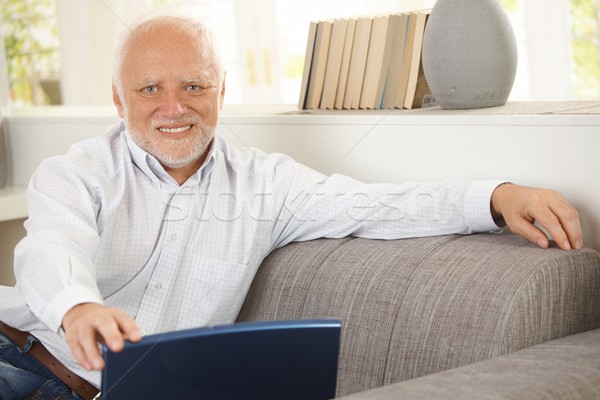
{"left": 300, "top": 9, "right": 432, "bottom": 110}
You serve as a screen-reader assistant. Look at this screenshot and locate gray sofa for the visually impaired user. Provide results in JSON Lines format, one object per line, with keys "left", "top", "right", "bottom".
{"left": 236, "top": 233, "right": 600, "bottom": 399}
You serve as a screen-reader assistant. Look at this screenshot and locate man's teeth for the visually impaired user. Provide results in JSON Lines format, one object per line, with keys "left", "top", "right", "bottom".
{"left": 158, "top": 125, "right": 191, "bottom": 133}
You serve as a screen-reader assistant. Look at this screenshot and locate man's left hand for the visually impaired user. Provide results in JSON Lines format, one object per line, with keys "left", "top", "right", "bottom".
{"left": 490, "top": 183, "right": 583, "bottom": 250}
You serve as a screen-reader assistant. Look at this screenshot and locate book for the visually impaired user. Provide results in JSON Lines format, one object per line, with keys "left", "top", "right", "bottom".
{"left": 373, "top": 13, "right": 404, "bottom": 109}
{"left": 334, "top": 18, "right": 357, "bottom": 110}
{"left": 403, "top": 10, "right": 431, "bottom": 109}
{"left": 321, "top": 18, "right": 349, "bottom": 109}
{"left": 299, "top": 9, "right": 433, "bottom": 110}
{"left": 342, "top": 16, "right": 373, "bottom": 110}
{"left": 393, "top": 13, "right": 417, "bottom": 108}
{"left": 381, "top": 13, "right": 409, "bottom": 109}
{"left": 305, "top": 20, "right": 333, "bottom": 110}
{"left": 298, "top": 21, "right": 318, "bottom": 109}
{"left": 409, "top": 51, "right": 436, "bottom": 109}
{"left": 359, "top": 15, "right": 390, "bottom": 109}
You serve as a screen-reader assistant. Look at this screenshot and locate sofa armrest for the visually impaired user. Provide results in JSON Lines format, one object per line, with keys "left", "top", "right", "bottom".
{"left": 237, "top": 234, "right": 600, "bottom": 397}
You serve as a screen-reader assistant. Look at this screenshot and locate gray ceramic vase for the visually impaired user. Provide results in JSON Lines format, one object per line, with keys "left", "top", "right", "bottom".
{"left": 422, "top": 0, "right": 518, "bottom": 109}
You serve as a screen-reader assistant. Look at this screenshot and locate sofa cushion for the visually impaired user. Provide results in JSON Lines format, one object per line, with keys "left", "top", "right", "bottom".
{"left": 337, "top": 328, "right": 600, "bottom": 399}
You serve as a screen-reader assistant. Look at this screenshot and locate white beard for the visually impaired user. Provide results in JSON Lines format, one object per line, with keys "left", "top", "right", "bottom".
{"left": 125, "top": 116, "right": 215, "bottom": 169}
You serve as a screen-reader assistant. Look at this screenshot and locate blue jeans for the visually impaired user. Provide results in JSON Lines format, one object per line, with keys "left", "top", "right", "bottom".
{"left": 0, "top": 331, "right": 83, "bottom": 400}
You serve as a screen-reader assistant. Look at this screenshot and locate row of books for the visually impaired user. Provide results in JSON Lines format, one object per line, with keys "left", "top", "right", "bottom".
{"left": 298, "top": 9, "right": 434, "bottom": 110}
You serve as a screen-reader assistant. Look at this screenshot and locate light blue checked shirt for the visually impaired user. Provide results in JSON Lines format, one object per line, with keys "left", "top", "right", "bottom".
{"left": 0, "top": 120, "right": 502, "bottom": 386}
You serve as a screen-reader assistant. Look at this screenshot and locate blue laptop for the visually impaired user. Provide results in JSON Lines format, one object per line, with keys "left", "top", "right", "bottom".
{"left": 100, "top": 319, "right": 341, "bottom": 399}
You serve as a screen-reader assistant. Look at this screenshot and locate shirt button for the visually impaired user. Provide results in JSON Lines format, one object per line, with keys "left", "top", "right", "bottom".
{"left": 156, "top": 283, "right": 163, "bottom": 290}
{"left": 170, "top": 233, "right": 177, "bottom": 241}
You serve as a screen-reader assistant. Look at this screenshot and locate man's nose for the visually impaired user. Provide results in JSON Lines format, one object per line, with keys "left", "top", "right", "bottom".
{"left": 160, "top": 90, "right": 186, "bottom": 118}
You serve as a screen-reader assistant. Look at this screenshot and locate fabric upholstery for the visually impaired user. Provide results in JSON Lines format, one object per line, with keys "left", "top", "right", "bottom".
{"left": 236, "top": 234, "right": 600, "bottom": 397}
{"left": 338, "top": 328, "right": 600, "bottom": 399}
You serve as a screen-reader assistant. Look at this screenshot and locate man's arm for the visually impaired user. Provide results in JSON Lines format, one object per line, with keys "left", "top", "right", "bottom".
{"left": 267, "top": 154, "right": 504, "bottom": 247}
{"left": 18, "top": 155, "right": 141, "bottom": 371}
{"left": 490, "top": 183, "right": 583, "bottom": 250}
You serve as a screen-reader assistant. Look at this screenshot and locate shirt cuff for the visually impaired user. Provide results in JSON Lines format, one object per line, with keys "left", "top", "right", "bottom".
{"left": 43, "top": 286, "right": 104, "bottom": 333}
{"left": 463, "top": 180, "right": 507, "bottom": 233}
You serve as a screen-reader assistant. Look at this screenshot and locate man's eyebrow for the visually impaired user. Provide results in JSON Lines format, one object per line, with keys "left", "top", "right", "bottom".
{"left": 131, "top": 76, "right": 215, "bottom": 87}
{"left": 135, "top": 78, "right": 159, "bottom": 87}
{"left": 182, "top": 75, "right": 215, "bottom": 84}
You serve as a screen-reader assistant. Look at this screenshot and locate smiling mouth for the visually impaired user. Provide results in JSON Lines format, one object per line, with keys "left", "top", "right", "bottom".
{"left": 158, "top": 125, "right": 193, "bottom": 133}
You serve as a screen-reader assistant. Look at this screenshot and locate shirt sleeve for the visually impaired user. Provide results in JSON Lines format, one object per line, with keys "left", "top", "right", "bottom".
{"left": 14, "top": 156, "right": 104, "bottom": 333}
{"left": 463, "top": 179, "right": 507, "bottom": 231}
{"left": 268, "top": 154, "right": 505, "bottom": 249}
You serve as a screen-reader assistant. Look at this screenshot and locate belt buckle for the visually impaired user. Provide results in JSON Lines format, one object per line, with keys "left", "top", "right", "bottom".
{"left": 93, "top": 392, "right": 102, "bottom": 400}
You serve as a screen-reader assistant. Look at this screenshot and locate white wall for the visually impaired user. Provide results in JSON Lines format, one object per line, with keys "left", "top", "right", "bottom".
{"left": 3, "top": 105, "right": 600, "bottom": 253}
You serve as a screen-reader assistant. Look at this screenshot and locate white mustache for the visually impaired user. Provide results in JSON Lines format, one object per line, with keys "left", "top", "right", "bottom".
{"left": 151, "top": 116, "right": 202, "bottom": 128}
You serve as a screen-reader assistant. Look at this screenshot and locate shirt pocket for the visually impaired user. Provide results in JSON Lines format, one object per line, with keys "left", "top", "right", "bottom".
{"left": 175, "top": 254, "right": 256, "bottom": 327}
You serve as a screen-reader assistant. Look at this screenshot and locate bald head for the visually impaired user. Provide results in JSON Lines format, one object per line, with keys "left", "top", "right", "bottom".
{"left": 113, "top": 14, "right": 224, "bottom": 97}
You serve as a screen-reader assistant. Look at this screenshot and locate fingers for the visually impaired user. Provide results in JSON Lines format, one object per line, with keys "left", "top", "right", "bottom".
{"left": 536, "top": 206, "right": 583, "bottom": 250}
{"left": 67, "top": 324, "right": 103, "bottom": 370}
{"left": 528, "top": 191, "right": 583, "bottom": 250}
{"left": 549, "top": 198, "right": 583, "bottom": 250}
{"left": 64, "top": 307, "right": 107, "bottom": 370}
{"left": 502, "top": 211, "right": 549, "bottom": 249}
{"left": 63, "top": 303, "right": 140, "bottom": 371}
{"left": 491, "top": 184, "right": 584, "bottom": 250}
{"left": 112, "top": 310, "right": 142, "bottom": 351}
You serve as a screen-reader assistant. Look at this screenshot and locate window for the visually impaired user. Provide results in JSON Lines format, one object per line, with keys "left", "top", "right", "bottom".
{"left": 571, "top": 0, "right": 600, "bottom": 98}
{"left": 1, "top": 0, "right": 600, "bottom": 107}
{"left": 0, "top": 0, "right": 61, "bottom": 106}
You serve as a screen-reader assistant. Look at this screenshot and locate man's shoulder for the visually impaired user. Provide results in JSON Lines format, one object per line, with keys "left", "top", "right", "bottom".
{"left": 38, "top": 121, "right": 128, "bottom": 179}
{"left": 214, "top": 136, "right": 296, "bottom": 174}
{"left": 69, "top": 120, "right": 126, "bottom": 156}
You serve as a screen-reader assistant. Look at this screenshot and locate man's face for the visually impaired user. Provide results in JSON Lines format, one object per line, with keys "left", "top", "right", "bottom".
{"left": 113, "top": 25, "right": 225, "bottom": 170}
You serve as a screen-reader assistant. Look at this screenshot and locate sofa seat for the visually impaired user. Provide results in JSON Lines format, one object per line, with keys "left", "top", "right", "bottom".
{"left": 339, "top": 328, "right": 600, "bottom": 399}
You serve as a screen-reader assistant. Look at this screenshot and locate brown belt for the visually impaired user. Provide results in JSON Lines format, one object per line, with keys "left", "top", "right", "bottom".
{"left": 0, "top": 321, "right": 99, "bottom": 400}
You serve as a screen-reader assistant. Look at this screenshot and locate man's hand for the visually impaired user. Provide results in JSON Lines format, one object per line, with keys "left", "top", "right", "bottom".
{"left": 62, "top": 303, "right": 142, "bottom": 371}
{"left": 491, "top": 183, "right": 583, "bottom": 250}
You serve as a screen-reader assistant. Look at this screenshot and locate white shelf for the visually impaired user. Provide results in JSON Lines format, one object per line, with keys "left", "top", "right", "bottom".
{"left": 0, "top": 186, "right": 27, "bottom": 222}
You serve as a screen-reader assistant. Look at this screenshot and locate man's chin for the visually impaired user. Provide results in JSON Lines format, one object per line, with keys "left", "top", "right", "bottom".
{"left": 158, "top": 156, "right": 200, "bottom": 169}
{"left": 155, "top": 140, "right": 214, "bottom": 170}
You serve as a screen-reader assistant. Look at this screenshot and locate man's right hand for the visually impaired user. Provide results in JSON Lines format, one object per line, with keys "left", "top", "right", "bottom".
{"left": 62, "top": 303, "right": 142, "bottom": 371}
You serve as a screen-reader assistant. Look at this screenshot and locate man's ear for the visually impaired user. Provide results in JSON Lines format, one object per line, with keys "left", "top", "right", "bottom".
{"left": 219, "top": 72, "right": 226, "bottom": 110}
{"left": 112, "top": 84, "right": 125, "bottom": 118}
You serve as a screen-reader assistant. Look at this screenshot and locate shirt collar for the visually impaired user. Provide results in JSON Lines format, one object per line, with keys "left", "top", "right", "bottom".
{"left": 122, "top": 122, "right": 217, "bottom": 187}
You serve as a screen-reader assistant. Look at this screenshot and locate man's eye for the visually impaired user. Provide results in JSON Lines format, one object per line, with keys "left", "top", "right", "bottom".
{"left": 143, "top": 86, "right": 158, "bottom": 94}
{"left": 186, "top": 85, "right": 202, "bottom": 91}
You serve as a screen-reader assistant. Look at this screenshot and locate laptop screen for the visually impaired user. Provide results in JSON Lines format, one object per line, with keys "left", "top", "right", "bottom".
{"left": 100, "top": 319, "right": 341, "bottom": 399}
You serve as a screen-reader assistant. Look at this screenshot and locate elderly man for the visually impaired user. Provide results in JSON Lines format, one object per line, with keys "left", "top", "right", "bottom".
{"left": 0, "top": 14, "right": 582, "bottom": 400}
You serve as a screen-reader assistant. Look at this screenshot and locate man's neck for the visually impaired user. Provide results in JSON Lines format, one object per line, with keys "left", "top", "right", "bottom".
{"left": 162, "top": 140, "right": 214, "bottom": 185}
{"left": 163, "top": 158, "right": 204, "bottom": 185}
